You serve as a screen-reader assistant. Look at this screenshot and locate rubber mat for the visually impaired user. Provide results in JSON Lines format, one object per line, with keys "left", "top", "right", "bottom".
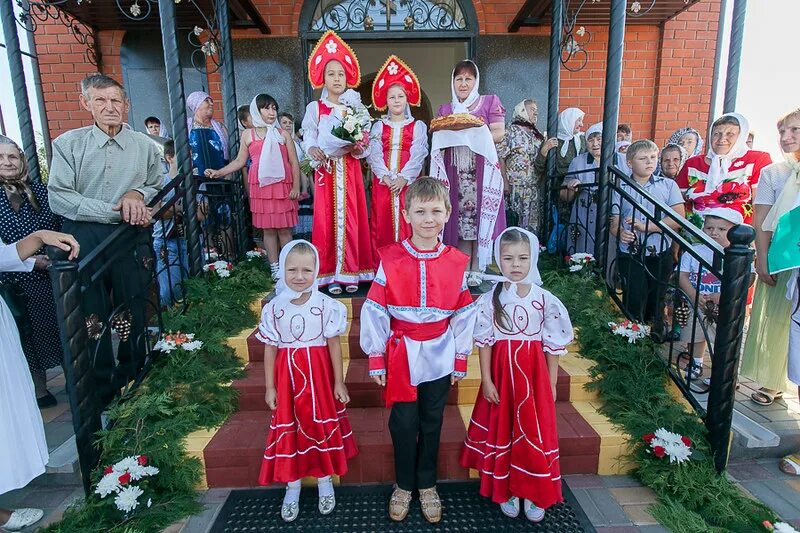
{"left": 210, "top": 481, "right": 594, "bottom": 532}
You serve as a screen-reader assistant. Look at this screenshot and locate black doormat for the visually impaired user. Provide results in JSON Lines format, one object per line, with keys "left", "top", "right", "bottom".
{"left": 209, "top": 481, "right": 594, "bottom": 532}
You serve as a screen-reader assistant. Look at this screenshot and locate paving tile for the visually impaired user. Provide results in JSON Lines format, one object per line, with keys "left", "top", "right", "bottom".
{"left": 594, "top": 527, "right": 639, "bottom": 533}
{"left": 785, "top": 479, "right": 800, "bottom": 493}
{"left": 181, "top": 503, "right": 222, "bottom": 533}
{"left": 600, "top": 475, "right": 643, "bottom": 488}
{"left": 621, "top": 504, "right": 658, "bottom": 525}
{"left": 726, "top": 461, "right": 775, "bottom": 481}
{"left": 637, "top": 526, "right": 671, "bottom": 533}
{"left": 756, "top": 458, "right": 798, "bottom": 480}
{"left": 572, "top": 487, "right": 632, "bottom": 526}
{"left": 201, "top": 488, "right": 232, "bottom": 504}
{"left": 17, "top": 487, "right": 76, "bottom": 508}
{"left": 564, "top": 474, "right": 605, "bottom": 488}
{"left": 609, "top": 487, "right": 657, "bottom": 506}
{"left": 741, "top": 481, "right": 800, "bottom": 520}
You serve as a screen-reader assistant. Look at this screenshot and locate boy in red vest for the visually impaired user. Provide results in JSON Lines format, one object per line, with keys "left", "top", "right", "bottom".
{"left": 360, "top": 177, "right": 478, "bottom": 524}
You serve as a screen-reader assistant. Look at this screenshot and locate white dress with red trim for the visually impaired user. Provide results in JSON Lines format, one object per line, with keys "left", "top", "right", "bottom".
{"left": 366, "top": 118, "right": 428, "bottom": 263}
{"left": 359, "top": 239, "right": 478, "bottom": 407}
{"left": 256, "top": 291, "right": 358, "bottom": 484}
{"left": 460, "top": 285, "right": 573, "bottom": 510}
{"left": 301, "top": 100, "right": 375, "bottom": 286}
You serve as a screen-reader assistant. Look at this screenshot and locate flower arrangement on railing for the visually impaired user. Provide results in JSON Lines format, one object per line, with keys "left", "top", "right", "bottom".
{"left": 95, "top": 455, "right": 159, "bottom": 514}
{"left": 609, "top": 319, "right": 650, "bottom": 344}
{"left": 153, "top": 332, "right": 203, "bottom": 354}
{"left": 203, "top": 260, "right": 233, "bottom": 279}
{"left": 566, "top": 253, "right": 595, "bottom": 272}
{"left": 643, "top": 428, "right": 693, "bottom": 464}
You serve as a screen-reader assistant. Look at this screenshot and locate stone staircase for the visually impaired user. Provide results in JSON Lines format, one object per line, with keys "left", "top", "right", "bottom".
{"left": 185, "top": 291, "right": 632, "bottom": 489}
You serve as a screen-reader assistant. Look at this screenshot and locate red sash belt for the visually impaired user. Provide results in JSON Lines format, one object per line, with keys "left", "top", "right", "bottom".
{"left": 384, "top": 318, "right": 449, "bottom": 408}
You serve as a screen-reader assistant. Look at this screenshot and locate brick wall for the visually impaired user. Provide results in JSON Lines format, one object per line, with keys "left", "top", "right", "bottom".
{"left": 31, "top": 0, "right": 720, "bottom": 146}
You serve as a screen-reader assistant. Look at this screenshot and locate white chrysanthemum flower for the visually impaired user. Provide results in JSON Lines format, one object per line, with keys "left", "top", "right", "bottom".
{"left": 127, "top": 463, "right": 160, "bottom": 481}
{"left": 181, "top": 340, "right": 203, "bottom": 352}
{"left": 654, "top": 428, "right": 683, "bottom": 444}
{"left": 114, "top": 485, "right": 144, "bottom": 513}
{"left": 112, "top": 456, "right": 139, "bottom": 473}
{"left": 95, "top": 473, "right": 122, "bottom": 498}
{"left": 665, "top": 441, "right": 692, "bottom": 463}
{"left": 569, "top": 265, "right": 583, "bottom": 272}
{"left": 217, "top": 269, "right": 231, "bottom": 278}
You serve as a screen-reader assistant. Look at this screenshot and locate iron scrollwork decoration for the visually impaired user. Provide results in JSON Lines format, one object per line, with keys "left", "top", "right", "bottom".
{"left": 560, "top": 0, "right": 596, "bottom": 72}
{"left": 311, "top": 0, "right": 468, "bottom": 33}
{"left": 188, "top": 23, "right": 220, "bottom": 75}
{"left": 15, "top": 0, "right": 101, "bottom": 67}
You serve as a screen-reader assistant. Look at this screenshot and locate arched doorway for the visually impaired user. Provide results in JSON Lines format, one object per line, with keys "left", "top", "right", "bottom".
{"left": 298, "top": 0, "right": 479, "bottom": 105}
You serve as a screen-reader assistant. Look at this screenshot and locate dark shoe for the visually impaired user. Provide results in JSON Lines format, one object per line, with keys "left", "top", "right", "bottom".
{"left": 37, "top": 392, "right": 57, "bottom": 409}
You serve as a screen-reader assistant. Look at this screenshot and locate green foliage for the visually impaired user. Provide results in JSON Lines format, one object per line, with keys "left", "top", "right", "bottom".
{"left": 540, "top": 258, "right": 777, "bottom": 532}
{"left": 41, "top": 259, "right": 272, "bottom": 533}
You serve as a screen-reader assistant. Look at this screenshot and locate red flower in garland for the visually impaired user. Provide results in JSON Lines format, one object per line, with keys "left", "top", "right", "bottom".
{"left": 104, "top": 466, "right": 113, "bottom": 475}
{"left": 642, "top": 433, "right": 655, "bottom": 443}
{"left": 652, "top": 446, "right": 666, "bottom": 458}
{"left": 118, "top": 472, "right": 131, "bottom": 485}
{"left": 631, "top": 323, "right": 640, "bottom": 331}
{"left": 208, "top": 264, "right": 216, "bottom": 271}
{"left": 137, "top": 455, "right": 148, "bottom": 466}
{"left": 681, "top": 436, "right": 692, "bottom": 447}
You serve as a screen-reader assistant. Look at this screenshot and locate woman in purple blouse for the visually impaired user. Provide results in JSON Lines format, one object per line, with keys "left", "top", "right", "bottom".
{"left": 430, "top": 60, "right": 506, "bottom": 286}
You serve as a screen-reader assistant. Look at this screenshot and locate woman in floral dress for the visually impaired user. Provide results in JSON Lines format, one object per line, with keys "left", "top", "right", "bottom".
{"left": 498, "top": 99, "right": 545, "bottom": 232}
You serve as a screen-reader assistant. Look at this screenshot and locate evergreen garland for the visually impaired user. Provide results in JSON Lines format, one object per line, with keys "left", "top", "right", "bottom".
{"left": 41, "top": 259, "right": 271, "bottom": 533}
{"left": 541, "top": 258, "right": 777, "bottom": 532}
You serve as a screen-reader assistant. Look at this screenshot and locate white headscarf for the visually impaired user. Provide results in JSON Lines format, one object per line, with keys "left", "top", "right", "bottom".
{"left": 558, "top": 107, "right": 585, "bottom": 158}
{"left": 249, "top": 95, "right": 287, "bottom": 188}
{"left": 706, "top": 112, "right": 751, "bottom": 191}
{"left": 451, "top": 60, "right": 480, "bottom": 114}
{"left": 484, "top": 227, "right": 543, "bottom": 298}
{"left": 586, "top": 122, "right": 603, "bottom": 138}
{"left": 273, "top": 239, "right": 319, "bottom": 306}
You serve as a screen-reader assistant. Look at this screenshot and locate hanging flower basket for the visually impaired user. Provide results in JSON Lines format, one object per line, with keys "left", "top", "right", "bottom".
{"left": 642, "top": 428, "right": 693, "bottom": 464}
{"left": 609, "top": 319, "right": 650, "bottom": 343}
{"left": 95, "top": 455, "right": 159, "bottom": 514}
{"left": 566, "top": 253, "right": 595, "bottom": 272}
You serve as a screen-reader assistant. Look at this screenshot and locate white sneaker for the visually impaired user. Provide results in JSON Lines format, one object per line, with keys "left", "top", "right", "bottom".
{"left": 2, "top": 508, "right": 44, "bottom": 531}
{"left": 499, "top": 496, "right": 520, "bottom": 518}
{"left": 523, "top": 499, "right": 545, "bottom": 522}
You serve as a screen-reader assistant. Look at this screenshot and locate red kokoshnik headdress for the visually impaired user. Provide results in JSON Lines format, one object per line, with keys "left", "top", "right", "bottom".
{"left": 307, "top": 30, "right": 361, "bottom": 89}
{"left": 371, "top": 55, "right": 422, "bottom": 112}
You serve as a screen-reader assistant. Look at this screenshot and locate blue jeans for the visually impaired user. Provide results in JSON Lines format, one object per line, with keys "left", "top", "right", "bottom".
{"left": 153, "top": 237, "right": 189, "bottom": 307}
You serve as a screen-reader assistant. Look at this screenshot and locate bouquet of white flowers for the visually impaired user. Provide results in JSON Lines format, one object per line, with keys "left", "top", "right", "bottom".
{"left": 329, "top": 89, "right": 372, "bottom": 152}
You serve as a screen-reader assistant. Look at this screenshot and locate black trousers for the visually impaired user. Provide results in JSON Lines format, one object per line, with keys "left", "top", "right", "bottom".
{"left": 63, "top": 220, "right": 152, "bottom": 403}
{"left": 617, "top": 250, "right": 673, "bottom": 328}
{"left": 389, "top": 374, "right": 450, "bottom": 491}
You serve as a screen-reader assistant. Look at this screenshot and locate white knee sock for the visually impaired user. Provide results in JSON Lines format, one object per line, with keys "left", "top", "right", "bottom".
{"left": 317, "top": 476, "right": 334, "bottom": 498}
{"left": 284, "top": 479, "right": 301, "bottom": 505}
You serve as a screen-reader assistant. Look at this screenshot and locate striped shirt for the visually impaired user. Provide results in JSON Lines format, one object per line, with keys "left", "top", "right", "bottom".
{"left": 48, "top": 125, "right": 162, "bottom": 224}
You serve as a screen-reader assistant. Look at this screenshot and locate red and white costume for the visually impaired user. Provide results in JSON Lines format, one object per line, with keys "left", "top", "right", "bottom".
{"left": 460, "top": 228, "right": 573, "bottom": 509}
{"left": 367, "top": 56, "right": 429, "bottom": 259}
{"left": 359, "top": 239, "right": 478, "bottom": 406}
{"left": 257, "top": 241, "right": 358, "bottom": 484}
{"left": 301, "top": 31, "right": 374, "bottom": 287}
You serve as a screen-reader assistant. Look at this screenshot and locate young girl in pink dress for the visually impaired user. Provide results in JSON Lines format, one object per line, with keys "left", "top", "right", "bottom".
{"left": 256, "top": 240, "right": 357, "bottom": 522}
{"left": 460, "top": 227, "right": 573, "bottom": 523}
{"left": 206, "top": 94, "right": 300, "bottom": 280}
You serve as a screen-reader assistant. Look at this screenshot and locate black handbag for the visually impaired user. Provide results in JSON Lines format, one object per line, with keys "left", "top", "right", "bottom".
{"left": 0, "top": 281, "right": 33, "bottom": 338}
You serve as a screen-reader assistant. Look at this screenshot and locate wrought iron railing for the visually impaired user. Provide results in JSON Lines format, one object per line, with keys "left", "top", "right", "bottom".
{"left": 544, "top": 164, "right": 755, "bottom": 473}
{"left": 46, "top": 172, "right": 192, "bottom": 493}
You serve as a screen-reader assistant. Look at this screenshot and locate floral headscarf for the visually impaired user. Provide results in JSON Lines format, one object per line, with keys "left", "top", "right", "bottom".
{"left": 667, "top": 127, "right": 704, "bottom": 157}
{"left": 511, "top": 100, "right": 545, "bottom": 142}
{"left": 0, "top": 135, "right": 38, "bottom": 212}
{"left": 656, "top": 142, "right": 688, "bottom": 177}
{"left": 186, "top": 91, "right": 229, "bottom": 159}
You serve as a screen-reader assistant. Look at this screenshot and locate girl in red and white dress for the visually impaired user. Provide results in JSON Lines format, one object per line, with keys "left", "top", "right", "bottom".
{"left": 460, "top": 227, "right": 573, "bottom": 523}
{"left": 366, "top": 55, "right": 428, "bottom": 260}
{"left": 257, "top": 239, "right": 358, "bottom": 522}
{"left": 301, "top": 30, "right": 374, "bottom": 294}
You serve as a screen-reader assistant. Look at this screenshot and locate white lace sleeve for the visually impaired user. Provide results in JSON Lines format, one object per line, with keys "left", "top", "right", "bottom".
{"left": 541, "top": 289, "right": 574, "bottom": 355}
{"left": 301, "top": 101, "right": 319, "bottom": 154}
{"left": 366, "top": 122, "right": 390, "bottom": 179}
